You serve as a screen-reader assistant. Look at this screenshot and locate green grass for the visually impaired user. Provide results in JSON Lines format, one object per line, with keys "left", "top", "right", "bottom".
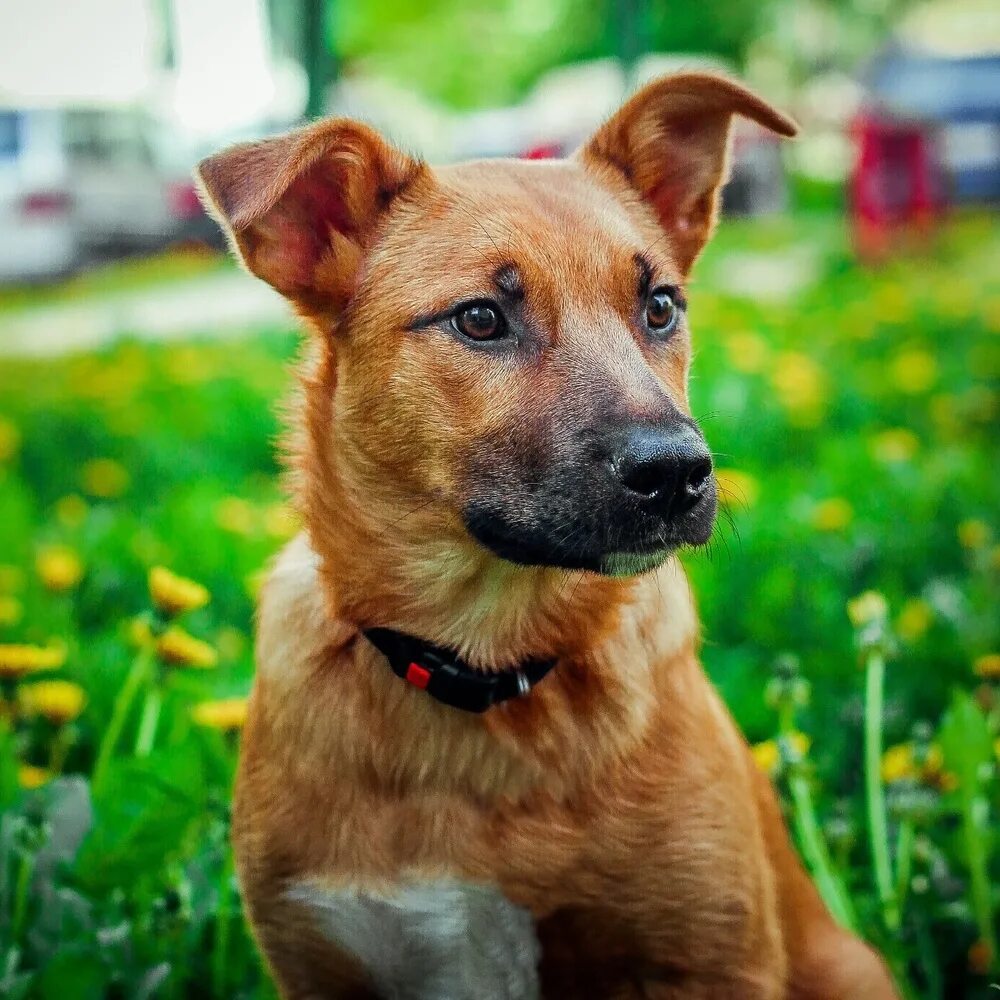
{"left": 0, "top": 212, "right": 997, "bottom": 997}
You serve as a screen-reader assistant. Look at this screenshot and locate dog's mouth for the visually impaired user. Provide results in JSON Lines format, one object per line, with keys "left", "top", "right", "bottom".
{"left": 463, "top": 490, "right": 716, "bottom": 577}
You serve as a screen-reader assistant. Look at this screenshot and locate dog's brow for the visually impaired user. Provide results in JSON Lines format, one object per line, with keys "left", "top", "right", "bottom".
{"left": 634, "top": 253, "right": 654, "bottom": 290}
{"left": 492, "top": 264, "right": 524, "bottom": 301}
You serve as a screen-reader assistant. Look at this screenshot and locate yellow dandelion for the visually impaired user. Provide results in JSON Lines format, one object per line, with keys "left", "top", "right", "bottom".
{"left": 19, "top": 680, "right": 86, "bottom": 725}
{"left": 890, "top": 349, "right": 937, "bottom": 394}
{"left": 771, "top": 352, "right": 826, "bottom": 426}
{"left": 896, "top": 599, "right": 932, "bottom": 642}
{"left": 0, "top": 643, "right": 66, "bottom": 679}
{"left": 847, "top": 591, "right": 888, "bottom": 628}
{"left": 882, "top": 741, "right": 953, "bottom": 788}
{"left": 725, "top": 332, "right": 770, "bottom": 374}
{"left": 870, "top": 428, "right": 919, "bottom": 464}
{"left": 148, "top": 566, "right": 210, "bottom": 617}
{"left": 54, "top": 494, "right": 88, "bottom": 528}
{"left": 715, "top": 468, "right": 760, "bottom": 508}
{"left": 973, "top": 654, "right": 1000, "bottom": 681}
{"left": 958, "top": 519, "right": 989, "bottom": 549}
{"left": 36, "top": 545, "right": 84, "bottom": 592}
{"left": 191, "top": 697, "right": 248, "bottom": 732}
{"left": 157, "top": 626, "right": 218, "bottom": 669}
{"left": 751, "top": 732, "right": 810, "bottom": 775}
{"left": 18, "top": 764, "right": 52, "bottom": 790}
{"left": 128, "top": 616, "right": 154, "bottom": 649}
{"left": 81, "top": 457, "right": 130, "bottom": 498}
{"left": 215, "top": 496, "right": 255, "bottom": 535}
{"left": 263, "top": 502, "right": 299, "bottom": 540}
{"left": 813, "top": 498, "right": 853, "bottom": 532}
{"left": 881, "top": 743, "right": 916, "bottom": 783}
{"left": 0, "top": 595, "right": 22, "bottom": 628}
{"left": 929, "top": 393, "right": 957, "bottom": 433}
{"left": 752, "top": 740, "right": 779, "bottom": 774}
{"left": 0, "top": 416, "right": 21, "bottom": 462}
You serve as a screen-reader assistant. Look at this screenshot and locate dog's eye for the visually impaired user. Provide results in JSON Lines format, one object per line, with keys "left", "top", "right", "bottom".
{"left": 645, "top": 288, "right": 679, "bottom": 334}
{"left": 453, "top": 303, "right": 506, "bottom": 341}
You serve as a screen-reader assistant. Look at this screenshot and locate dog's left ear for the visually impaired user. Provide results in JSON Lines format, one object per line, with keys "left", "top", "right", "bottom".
{"left": 196, "top": 120, "right": 424, "bottom": 316}
{"left": 579, "top": 73, "right": 797, "bottom": 273}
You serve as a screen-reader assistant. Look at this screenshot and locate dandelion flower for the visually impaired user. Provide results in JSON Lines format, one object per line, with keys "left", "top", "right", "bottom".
{"left": 882, "top": 742, "right": 953, "bottom": 789}
{"left": 18, "top": 764, "right": 52, "bottom": 790}
{"left": 191, "top": 697, "right": 248, "bottom": 732}
{"left": 264, "top": 502, "right": 299, "bottom": 539}
{"left": 149, "top": 566, "right": 210, "bottom": 617}
{"left": 715, "top": 468, "right": 760, "bottom": 508}
{"left": 958, "top": 519, "right": 989, "bottom": 550}
{"left": 54, "top": 494, "right": 88, "bottom": 528}
{"left": 881, "top": 743, "right": 917, "bottom": 783}
{"left": 890, "top": 349, "right": 937, "bottom": 394}
{"left": 0, "top": 595, "right": 22, "bottom": 628}
{"left": 751, "top": 732, "right": 810, "bottom": 775}
{"left": 81, "top": 457, "right": 130, "bottom": 498}
{"left": 157, "top": 626, "right": 218, "bottom": 669}
{"left": 847, "top": 591, "right": 888, "bottom": 628}
{"left": 19, "top": 680, "right": 86, "bottom": 725}
{"left": 0, "top": 643, "right": 66, "bottom": 679}
{"left": 215, "top": 497, "right": 255, "bottom": 535}
{"left": 973, "top": 654, "right": 1000, "bottom": 681}
{"left": 870, "top": 428, "right": 919, "bottom": 464}
{"left": 725, "top": 332, "right": 769, "bottom": 374}
{"left": 771, "top": 352, "right": 826, "bottom": 426}
{"left": 896, "top": 599, "right": 932, "bottom": 642}
{"left": 128, "top": 616, "right": 154, "bottom": 649}
{"left": 813, "top": 498, "right": 853, "bottom": 532}
{"left": 36, "top": 546, "right": 84, "bottom": 592}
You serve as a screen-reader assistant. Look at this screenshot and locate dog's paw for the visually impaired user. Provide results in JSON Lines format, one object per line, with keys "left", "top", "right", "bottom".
{"left": 287, "top": 878, "right": 540, "bottom": 1000}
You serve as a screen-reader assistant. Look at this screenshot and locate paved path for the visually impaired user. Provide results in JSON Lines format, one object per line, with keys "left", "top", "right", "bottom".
{"left": 0, "top": 269, "right": 292, "bottom": 358}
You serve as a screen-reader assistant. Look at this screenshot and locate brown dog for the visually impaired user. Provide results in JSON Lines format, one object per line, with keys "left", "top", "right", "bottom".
{"left": 198, "top": 74, "right": 898, "bottom": 999}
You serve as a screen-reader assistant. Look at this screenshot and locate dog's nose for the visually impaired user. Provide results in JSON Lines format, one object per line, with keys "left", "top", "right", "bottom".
{"left": 612, "top": 424, "right": 713, "bottom": 518}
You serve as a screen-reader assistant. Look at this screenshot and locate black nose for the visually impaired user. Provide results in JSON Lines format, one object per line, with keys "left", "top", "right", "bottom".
{"left": 612, "top": 424, "right": 713, "bottom": 518}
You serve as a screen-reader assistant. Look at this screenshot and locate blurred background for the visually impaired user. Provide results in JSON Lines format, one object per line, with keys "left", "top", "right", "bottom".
{"left": 0, "top": 1, "right": 997, "bottom": 998}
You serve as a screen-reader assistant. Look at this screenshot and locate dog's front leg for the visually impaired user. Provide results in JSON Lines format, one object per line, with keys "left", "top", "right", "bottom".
{"left": 283, "top": 877, "right": 542, "bottom": 1000}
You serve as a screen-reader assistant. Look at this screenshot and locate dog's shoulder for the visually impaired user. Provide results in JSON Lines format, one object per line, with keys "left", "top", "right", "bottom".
{"left": 256, "top": 532, "right": 353, "bottom": 684}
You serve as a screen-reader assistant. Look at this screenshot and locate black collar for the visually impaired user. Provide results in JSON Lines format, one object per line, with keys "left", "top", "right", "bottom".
{"left": 363, "top": 627, "right": 557, "bottom": 714}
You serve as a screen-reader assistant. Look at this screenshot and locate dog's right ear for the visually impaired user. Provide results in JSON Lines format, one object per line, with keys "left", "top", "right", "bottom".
{"left": 196, "top": 120, "right": 424, "bottom": 315}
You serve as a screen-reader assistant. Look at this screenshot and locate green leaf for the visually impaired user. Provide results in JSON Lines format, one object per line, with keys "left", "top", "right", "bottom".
{"left": 34, "top": 951, "right": 108, "bottom": 999}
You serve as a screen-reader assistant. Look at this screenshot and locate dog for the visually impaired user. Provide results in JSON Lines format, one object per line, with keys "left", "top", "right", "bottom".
{"left": 198, "top": 73, "right": 899, "bottom": 999}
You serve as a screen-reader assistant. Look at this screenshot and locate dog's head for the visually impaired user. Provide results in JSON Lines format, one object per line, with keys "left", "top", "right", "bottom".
{"left": 199, "top": 75, "right": 795, "bottom": 579}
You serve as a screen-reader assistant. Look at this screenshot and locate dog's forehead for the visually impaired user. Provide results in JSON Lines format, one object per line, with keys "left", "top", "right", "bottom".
{"left": 380, "top": 158, "right": 658, "bottom": 281}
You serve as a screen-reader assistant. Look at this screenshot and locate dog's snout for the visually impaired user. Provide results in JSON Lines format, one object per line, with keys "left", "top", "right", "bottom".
{"left": 612, "top": 425, "right": 713, "bottom": 519}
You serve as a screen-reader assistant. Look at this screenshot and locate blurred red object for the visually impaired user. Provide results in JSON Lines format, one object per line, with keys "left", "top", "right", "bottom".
{"left": 522, "top": 143, "right": 562, "bottom": 160}
{"left": 167, "top": 181, "right": 205, "bottom": 221}
{"left": 848, "top": 111, "right": 946, "bottom": 260}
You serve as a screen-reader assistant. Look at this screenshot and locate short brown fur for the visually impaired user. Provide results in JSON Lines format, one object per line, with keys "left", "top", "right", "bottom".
{"left": 199, "top": 74, "right": 898, "bottom": 998}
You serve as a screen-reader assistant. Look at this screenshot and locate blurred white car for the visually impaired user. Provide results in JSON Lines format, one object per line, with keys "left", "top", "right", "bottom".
{"left": 65, "top": 108, "right": 218, "bottom": 256}
{"left": 0, "top": 109, "right": 76, "bottom": 282}
{"left": 0, "top": 106, "right": 216, "bottom": 283}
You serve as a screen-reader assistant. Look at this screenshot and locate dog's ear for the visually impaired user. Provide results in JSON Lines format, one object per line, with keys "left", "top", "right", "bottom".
{"left": 579, "top": 73, "right": 797, "bottom": 273}
{"left": 196, "top": 120, "right": 424, "bottom": 315}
